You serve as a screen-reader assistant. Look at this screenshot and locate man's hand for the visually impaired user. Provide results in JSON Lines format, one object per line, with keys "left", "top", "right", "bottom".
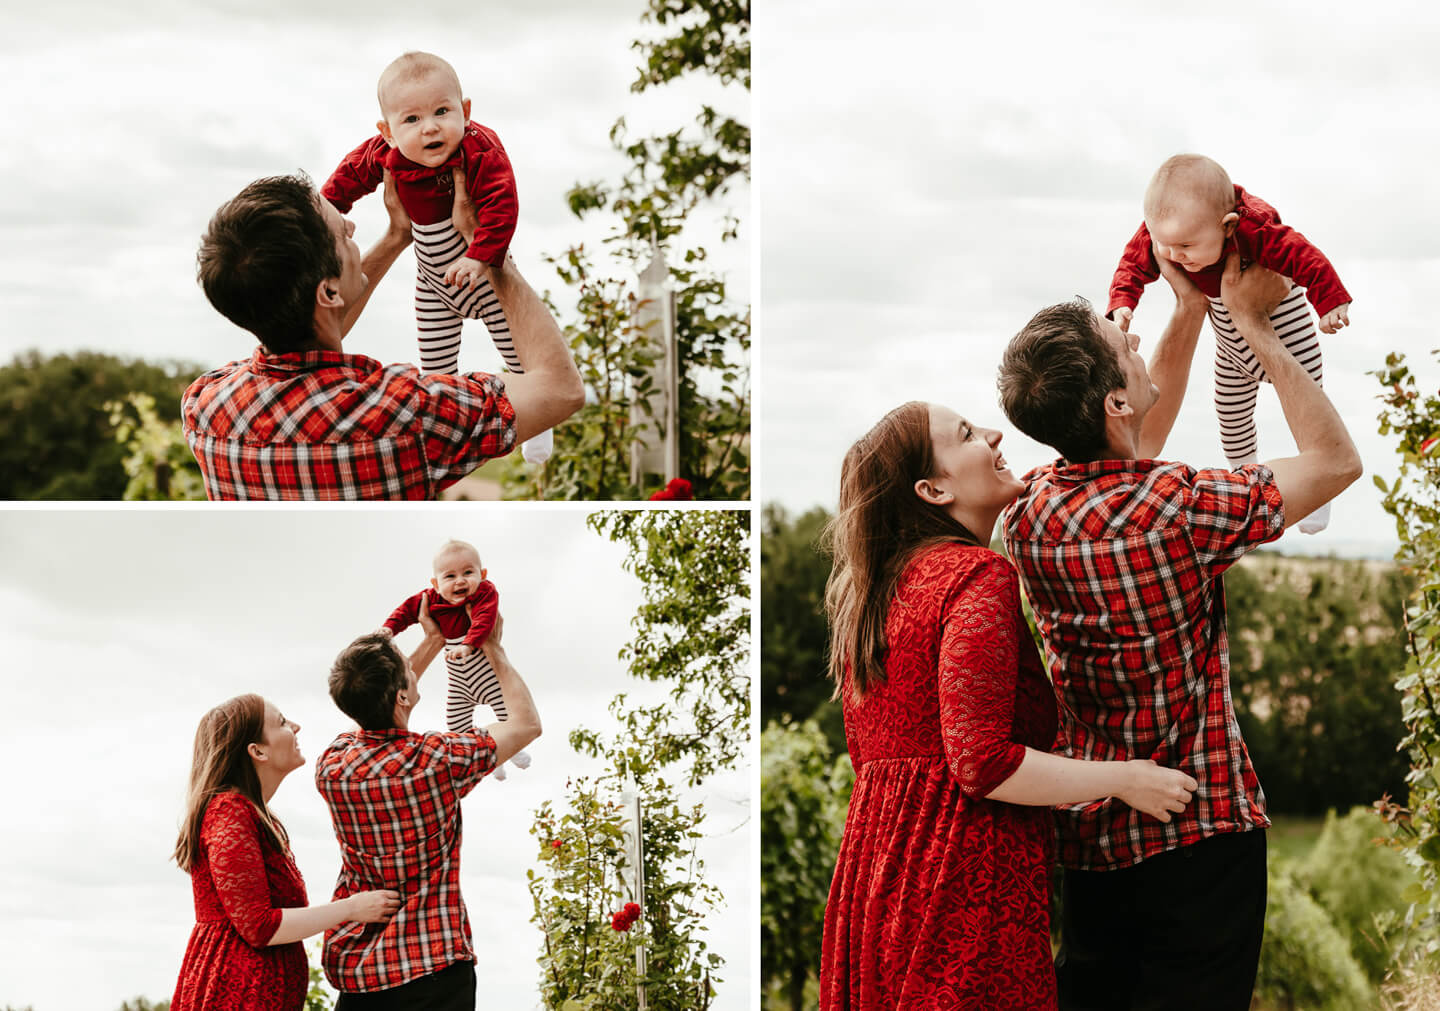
{"left": 447, "top": 643, "right": 475, "bottom": 662}
{"left": 444, "top": 255, "right": 486, "bottom": 290}
{"left": 380, "top": 169, "right": 411, "bottom": 239}
{"left": 1219, "top": 252, "right": 1290, "bottom": 336}
{"left": 1155, "top": 254, "right": 1210, "bottom": 314}
{"left": 451, "top": 165, "right": 480, "bottom": 238}
{"left": 1319, "top": 302, "right": 1350, "bottom": 335}
{"left": 1111, "top": 306, "right": 1134, "bottom": 333}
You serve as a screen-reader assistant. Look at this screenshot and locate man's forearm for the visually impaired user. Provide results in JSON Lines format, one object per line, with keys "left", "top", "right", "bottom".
{"left": 1234, "top": 310, "right": 1353, "bottom": 459}
{"left": 480, "top": 640, "right": 542, "bottom": 762}
{"left": 1137, "top": 298, "right": 1207, "bottom": 458}
{"left": 408, "top": 630, "right": 446, "bottom": 681}
{"left": 341, "top": 227, "right": 412, "bottom": 337}
{"left": 485, "top": 258, "right": 585, "bottom": 437}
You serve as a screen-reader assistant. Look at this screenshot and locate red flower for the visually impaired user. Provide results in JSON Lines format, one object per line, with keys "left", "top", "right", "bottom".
{"left": 610, "top": 903, "right": 641, "bottom": 931}
{"left": 648, "top": 478, "right": 693, "bottom": 501}
{"left": 624, "top": 902, "right": 640, "bottom": 916}
{"left": 551, "top": 839, "right": 563, "bottom": 849}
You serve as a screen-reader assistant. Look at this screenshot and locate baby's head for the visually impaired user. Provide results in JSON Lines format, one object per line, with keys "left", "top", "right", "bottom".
{"left": 430, "top": 539, "right": 486, "bottom": 604}
{"left": 1142, "top": 154, "right": 1240, "bottom": 273}
{"left": 375, "top": 52, "right": 470, "bottom": 168}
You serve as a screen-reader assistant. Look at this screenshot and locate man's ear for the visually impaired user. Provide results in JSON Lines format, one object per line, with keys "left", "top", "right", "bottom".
{"left": 913, "top": 477, "right": 953, "bottom": 506}
{"left": 377, "top": 119, "right": 396, "bottom": 147}
{"left": 1221, "top": 211, "right": 1240, "bottom": 237}
{"left": 316, "top": 278, "right": 344, "bottom": 310}
{"left": 1104, "top": 389, "right": 1132, "bottom": 419}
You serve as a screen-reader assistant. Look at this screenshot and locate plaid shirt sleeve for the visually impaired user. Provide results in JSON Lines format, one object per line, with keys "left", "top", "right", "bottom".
{"left": 937, "top": 553, "right": 1028, "bottom": 799}
{"left": 442, "top": 728, "right": 498, "bottom": 799}
{"left": 417, "top": 373, "right": 517, "bottom": 489}
{"left": 1187, "top": 463, "right": 1285, "bottom": 574}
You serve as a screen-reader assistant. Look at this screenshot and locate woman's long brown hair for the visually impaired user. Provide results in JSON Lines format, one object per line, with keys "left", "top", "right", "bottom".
{"left": 172, "top": 693, "right": 289, "bottom": 872}
{"left": 823, "top": 402, "right": 983, "bottom": 699}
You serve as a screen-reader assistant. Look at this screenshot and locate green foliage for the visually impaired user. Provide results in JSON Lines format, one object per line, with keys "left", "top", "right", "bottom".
{"left": 1371, "top": 350, "right": 1440, "bottom": 958}
{"left": 115, "top": 1001, "right": 170, "bottom": 1011}
{"left": 528, "top": 510, "right": 748, "bottom": 1006}
{"left": 106, "top": 392, "right": 206, "bottom": 500}
{"left": 760, "top": 504, "right": 843, "bottom": 754}
{"left": 581, "top": 511, "right": 750, "bottom": 785}
{"left": 529, "top": 778, "right": 722, "bottom": 1010}
{"left": 1226, "top": 555, "right": 1413, "bottom": 814}
{"left": 1295, "top": 808, "right": 1415, "bottom": 982}
{"left": 760, "top": 720, "right": 853, "bottom": 1011}
{"left": 1256, "top": 861, "right": 1375, "bottom": 1010}
{"left": 305, "top": 939, "right": 336, "bottom": 1010}
{"left": 507, "top": 0, "right": 750, "bottom": 501}
{"left": 0, "top": 350, "right": 200, "bottom": 499}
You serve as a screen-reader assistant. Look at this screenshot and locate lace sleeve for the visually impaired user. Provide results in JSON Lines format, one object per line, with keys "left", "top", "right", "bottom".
{"left": 937, "top": 555, "right": 1028, "bottom": 799}
{"left": 201, "top": 792, "right": 284, "bottom": 948}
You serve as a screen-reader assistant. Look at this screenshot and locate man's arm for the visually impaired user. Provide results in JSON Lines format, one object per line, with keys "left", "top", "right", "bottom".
{"left": 408, "top": 595, "right": 448, "bottom": 681}
{"left": 1137, "top": 255, "right": 1210, "bottom": 459}
{"left": 340, "top": 170, "right": 413, "bottom": 337}
{"left": 478, "top": 615, "right": 542, "bottom": 765}
{"left": 1220, "top": 253, "right": 1362, "bottom": 527}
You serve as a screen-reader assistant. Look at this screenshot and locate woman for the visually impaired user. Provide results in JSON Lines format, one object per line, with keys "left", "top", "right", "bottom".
{"left": 818, "top": 402, "right": 1197, "bottom": 1010}
{"left": 171, "top": 694, "right": 401, "bottom": 1010}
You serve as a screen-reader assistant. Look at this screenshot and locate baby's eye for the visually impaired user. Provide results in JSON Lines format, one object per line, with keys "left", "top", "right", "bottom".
{"left": 404, "top": 115, "right": 418, "bottom": 124}
{"left": 435, "top": 107, "right": 449, "bottom": 116}
{"left": 963, "top": 423, "right": 975, "bottom": 440}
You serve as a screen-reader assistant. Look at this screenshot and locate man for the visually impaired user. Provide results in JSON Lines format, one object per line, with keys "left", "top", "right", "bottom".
{"left": 996, "top": 254, "right": 1362, "bottom": 1010}
{"left": 185, "top": 169, "right": 583, "bottom": 499}
{"left": 316, "top": 607, "right": 541, "bottom": 1009}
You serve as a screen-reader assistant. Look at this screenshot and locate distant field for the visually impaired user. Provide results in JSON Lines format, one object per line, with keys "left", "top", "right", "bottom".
{"left": 1267, "top": 814, "right": 1327, "bottom": 864}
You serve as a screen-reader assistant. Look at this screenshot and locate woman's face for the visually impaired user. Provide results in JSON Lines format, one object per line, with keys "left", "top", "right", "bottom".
{"left": 255, "top": 700, "right": 305, "bottom": 777}
{"left": 926, "top": 404, "right": 1026, "bottom": 509}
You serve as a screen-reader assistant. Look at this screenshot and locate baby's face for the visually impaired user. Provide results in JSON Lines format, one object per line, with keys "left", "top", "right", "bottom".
{"left": 431, "top": 547, "right": 485, "bottom": 604}
{"left": 378, "top": 72, "right": 469, "bottom": 168}
{"left": 1146, "top": 199, "right": 1234, "bottom": 273}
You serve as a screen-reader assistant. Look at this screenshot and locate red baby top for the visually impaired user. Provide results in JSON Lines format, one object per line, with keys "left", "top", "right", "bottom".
{"left": 322, "top": 122, "right": 518, "bottom": 266}
{"left": 1108, "top": 185, "right": 1351, "bottom": 320}
{"left": 383, "top": 582, "right": 499, "bottom": 648}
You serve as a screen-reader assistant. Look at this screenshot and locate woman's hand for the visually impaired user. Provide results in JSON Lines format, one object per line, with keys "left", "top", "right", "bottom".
{"left": 1116, "top": 760, "right": 1199, "bottom": 823}
{"left": 347, "top": 889, "right": 402, "bottom": 924}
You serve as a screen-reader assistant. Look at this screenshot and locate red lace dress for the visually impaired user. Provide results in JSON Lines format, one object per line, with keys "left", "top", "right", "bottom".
{"left": 820, "top": 544, "right": 1060, "bottom": 1010}
{"left": 171, "top": 791, "right": 310, "bottom": 1010}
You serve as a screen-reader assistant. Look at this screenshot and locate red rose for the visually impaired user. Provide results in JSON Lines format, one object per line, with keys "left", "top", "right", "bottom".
{"left": 649, "top": 488, "right": 674, "bottom": 500}
{"left": 624, "top": 902, "right": 640, "bottom": 916}
{"left": 551, "top": 839, "right": 563, "bottom": 849}
{"left": 648, "top": 478, "right": 693, "bottom": 501}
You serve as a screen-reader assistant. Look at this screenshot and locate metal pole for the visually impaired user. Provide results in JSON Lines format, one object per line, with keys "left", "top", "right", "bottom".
{"left": 621, "top": 788, "right": 647, "bottom": 1010}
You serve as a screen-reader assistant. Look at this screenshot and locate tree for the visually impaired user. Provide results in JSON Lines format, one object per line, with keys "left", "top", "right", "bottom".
{"left": 760, "top": 720, "right": 853, "bottom": 1011}
{"left": 527, "top": 510, "right": 749, "bottom": 1006}
{"left": 106, "top": 392, "right": 205, "bottom": 500}
{"left": 1371, "top": 350, "right": 1440, "bottom": 961}
{"left": 760, "top": 504, "right": 843, "bottom": 753}
{"left": 504, "top": 0, "right": 750, "bottom": 501}
{"left": 0, "top": 350, "right": 201, "bottom": 499}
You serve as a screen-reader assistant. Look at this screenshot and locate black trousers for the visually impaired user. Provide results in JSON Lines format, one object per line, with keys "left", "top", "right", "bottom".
{"left": 1056, "top": 829, "right": 1267, "bottom": 1011}
{"left": 336, "top": 960, "right": 476, "bottom": 1011}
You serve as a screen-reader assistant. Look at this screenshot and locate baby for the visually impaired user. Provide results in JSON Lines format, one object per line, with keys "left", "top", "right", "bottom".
{"left": 382, "top": 538, "right": 531, "bottom": 780}
{"left": 1107, "top": 154, "right": 1352, "bottom": 534}
{"left": 323, "top": 50, "right": 551, "bottom": 464}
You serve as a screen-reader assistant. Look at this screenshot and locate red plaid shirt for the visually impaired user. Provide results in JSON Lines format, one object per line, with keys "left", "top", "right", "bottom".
{"left": 1002, "top": 458, "right": 1285, "bottom": 870}
{"left": 315, "top": 727, "right": 497, "bottom": 992}
{"left": 182, "top": 348, "right": 515, "bottom": 500}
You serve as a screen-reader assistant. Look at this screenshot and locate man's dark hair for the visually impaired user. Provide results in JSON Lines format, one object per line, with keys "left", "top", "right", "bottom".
{"left": 329, "top": 633, "right": 408, "bottom": 731}
{"left": 196, "top": 174, "right": 342, "bottom": 354}
{"left": 997, "top": 298, "right": 1127, "bottom": 463}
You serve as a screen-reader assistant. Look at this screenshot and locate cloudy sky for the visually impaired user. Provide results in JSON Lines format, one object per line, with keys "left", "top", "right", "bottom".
{"left": 0, "top": 0, "right": 748, "bottom": 377}
{"left": 0, "top": 508, "right": 750, "bottom": 1010}
{"left": 758, "top": 0, "right": 1439, "bottom": 558}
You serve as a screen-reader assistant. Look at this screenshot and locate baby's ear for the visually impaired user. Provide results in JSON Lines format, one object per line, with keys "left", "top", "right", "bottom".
{"left": 377, "top": 119, "right": 396, "bottom": 147}
{"left": 1221, "top": 211, "right": 1240, "bottom": 235}
{"left": 481, "top": 567, "right": 488, "bottom": 580}
{"left": 462, "top": 97, "right": 471, "bottom": 122}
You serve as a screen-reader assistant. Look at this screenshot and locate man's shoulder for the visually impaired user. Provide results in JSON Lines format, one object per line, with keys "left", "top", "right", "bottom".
{"left": 1007, "top": 458, "right": 1203, "bottom": 540}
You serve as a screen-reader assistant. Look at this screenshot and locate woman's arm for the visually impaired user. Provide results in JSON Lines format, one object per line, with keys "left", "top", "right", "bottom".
{"left": 986, "top": 748, "right": 1196, "bottom": 823}
{"left": 267, "top": 890, "right": 400, "bottom": 946}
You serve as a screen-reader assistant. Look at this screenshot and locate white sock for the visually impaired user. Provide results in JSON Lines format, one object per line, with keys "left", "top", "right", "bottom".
{"left": 1297, "top": 500, "right": 1332, "bottom": 535}
{"left": 521, "top": 429, "right": 553, "bottom": 465}
{"left": 491, "top": 762, "right": 507, "bottom": 781}
{"left": 510, "top": 750, "right": 532, "bottom": 770}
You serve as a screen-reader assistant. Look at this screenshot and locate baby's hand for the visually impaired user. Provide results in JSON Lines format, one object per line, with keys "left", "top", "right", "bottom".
{"left": 1319, "top": 303, "right": 1350, "bottom": 335}
{"left": 447, "top": 643, "right": 475, "bottom": 662}
{"left": 444, "top": 256, "right": 486, "bottom": 290}
{"left": 1111, "top": 306, "right": 1134, "bottom": 333}
{"left": 376, "top": 627, "right": 393, "bottom": 638}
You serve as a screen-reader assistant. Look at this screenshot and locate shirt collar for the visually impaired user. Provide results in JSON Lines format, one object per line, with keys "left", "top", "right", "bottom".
{"left": 249, "top": 345, "right": 381, "bottom": 375}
